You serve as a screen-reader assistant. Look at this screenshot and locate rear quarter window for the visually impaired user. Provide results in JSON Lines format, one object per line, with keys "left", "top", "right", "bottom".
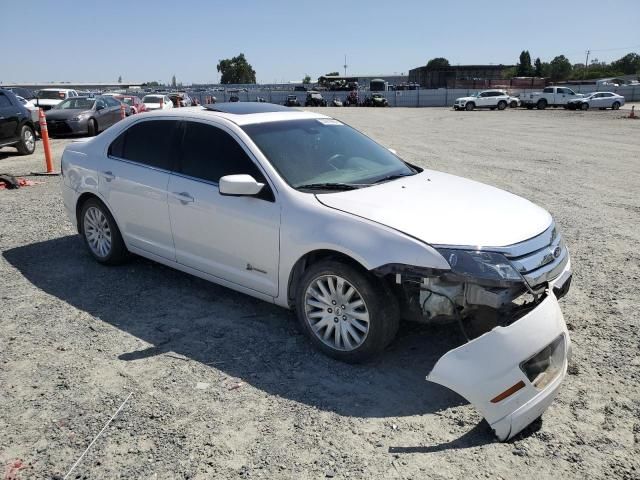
{"left": 108, "top": 120, "right": 179, "bottom": 170}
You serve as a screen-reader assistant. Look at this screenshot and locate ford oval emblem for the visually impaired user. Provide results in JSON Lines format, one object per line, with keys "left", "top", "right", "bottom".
{"left": 553, "top": 246, "right": 561, "bottom": 258}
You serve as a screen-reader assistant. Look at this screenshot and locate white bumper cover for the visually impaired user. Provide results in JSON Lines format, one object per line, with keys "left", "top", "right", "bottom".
{"left": 427, "top": 291, "right": 570, "bottom": 440}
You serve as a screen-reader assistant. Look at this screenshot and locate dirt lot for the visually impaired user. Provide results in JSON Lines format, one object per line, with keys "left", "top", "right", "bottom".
{"left": 1, "top": 107, "right": 639, "bottom": 479}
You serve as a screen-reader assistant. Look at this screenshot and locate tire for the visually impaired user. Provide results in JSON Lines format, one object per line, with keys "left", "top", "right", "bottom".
{"left": 87, "top": 118, "right": 97, "bottom": 137}
{"left": 612, "top": 101, "right": 620, "bottom": 110}
{"left": 497, "top": 101, "right": 507, "bottom": 110}
{"left": 580, "top": 102, "right": 589, "bottom": 111}
{"left": 16, "top": 125, "right": 36, "bottom": 155}
{"left": 79, "top": 197, "right": 128, "bottom": 265}
{"left": 510, "top": 101, "right": 518, "bottom": 108}
{"left": 295, "top": 260, "right": 399, "bottom": 363}
{"left": 465, "top": 102, "right": 475, "bottom": 111}
{"left": 526, "top": 105, "right": 534, "bottom": 110}
{"left": 537, "top": 99, "right": 547, "bottom": 110}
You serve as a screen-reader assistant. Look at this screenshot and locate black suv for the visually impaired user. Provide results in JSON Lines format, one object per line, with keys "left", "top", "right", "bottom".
{"left": 0, "top": 89, "right": 37, "bottom": 155}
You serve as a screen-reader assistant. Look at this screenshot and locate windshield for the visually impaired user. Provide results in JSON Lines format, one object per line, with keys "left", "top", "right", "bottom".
{"left": 54, "top": 98, "right": 95, "bottom": 110}
{"left": 142, "top": 96, "right": 162, "bottom": 103}
{"left": 37, "top": 90, "right": 66, "bottom": 100}
{"left": 242, "top": 119, "right": 416, "bottom": 189}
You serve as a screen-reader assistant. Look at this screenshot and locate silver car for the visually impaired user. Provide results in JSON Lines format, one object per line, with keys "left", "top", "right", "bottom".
{"left": 45, "top": 96, "right": 123, "bottom": 136}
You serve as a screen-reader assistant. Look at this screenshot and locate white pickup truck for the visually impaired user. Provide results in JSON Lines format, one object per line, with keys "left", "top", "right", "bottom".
{"left": 520, "top": 86, "right": 584, "bottom": 109}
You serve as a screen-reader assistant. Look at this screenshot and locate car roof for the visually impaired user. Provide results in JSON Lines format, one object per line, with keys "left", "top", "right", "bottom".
{"left": 142, "top": 103, "right": 328, "bottom": 126}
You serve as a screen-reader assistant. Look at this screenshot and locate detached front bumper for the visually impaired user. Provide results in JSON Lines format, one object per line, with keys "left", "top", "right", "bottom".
{"left": 427, "top": 290, "right": 570, "bottom": 441}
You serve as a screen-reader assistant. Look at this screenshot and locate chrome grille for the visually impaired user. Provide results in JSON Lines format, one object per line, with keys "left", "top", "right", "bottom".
{"left": 494, "top": 223, "right": 568, "bottom": 287}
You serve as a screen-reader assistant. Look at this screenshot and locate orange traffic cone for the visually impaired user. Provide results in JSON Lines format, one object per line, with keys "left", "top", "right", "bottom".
{"left": 31, "top": 108, "right": 59, "bottom": 176}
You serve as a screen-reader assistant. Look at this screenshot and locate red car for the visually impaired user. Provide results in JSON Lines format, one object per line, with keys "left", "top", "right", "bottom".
{"left": 114, "top": 95, "right": 147, "bottom": 114}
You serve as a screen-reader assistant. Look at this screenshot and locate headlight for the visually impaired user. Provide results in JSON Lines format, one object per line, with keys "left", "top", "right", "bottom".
{"left": 436, "top": 248, "right": 523, "bottom": 285}
{"left": 70, "top": 115, "right": 87, "bottom": 121}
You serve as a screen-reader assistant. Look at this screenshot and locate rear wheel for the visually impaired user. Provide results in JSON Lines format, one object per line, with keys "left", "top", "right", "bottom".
{"left": 16, "top": 125, "right": 36, "bottom": 155}
{"left": 612, "top": 101, "right": 620, "bottom": 110}
{"left": 537, "top": 99, "right": 547, "bottom": 110}
{"left": 465, "top": 102, "right": 475, "bottom": 111}
{"left": 497, "top": 100, "right": 507, "bottom": 110}
{"left": 79, "top": 198, "right": 128, "bottom": 265}
{"left": 580, "top": 102, "right": 589, "bottom": 111}
{"left": 295, "top": 260, "right": 399, "bottom": 363}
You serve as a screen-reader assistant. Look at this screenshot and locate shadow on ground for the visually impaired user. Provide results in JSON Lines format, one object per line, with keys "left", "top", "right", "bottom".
{"left": 4, "top": 235, "right": 502, "bottom": 447}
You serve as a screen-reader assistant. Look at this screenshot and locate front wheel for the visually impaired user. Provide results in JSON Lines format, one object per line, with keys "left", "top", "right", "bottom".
{"left": 79, "top": 198, "right": 128, "bottom": 265}
{"left": 612, "top": 101, "right": 620, "bottom": 110}
{"left": 510, "top": 100, "right": 518, "bottom": 108}
{"left": 537, "top": 99, "right": 547, "bottom": 110}
{"left": 465, "top": 102, "right": 475, "bottom": 111}
{"left": 580, "top": 102, "right": 589, "bottom": 111}
{"left": 295, "top": 260, "right": 399, "bottom": 363}
{"left": 87, "top": 118, "right": 97, "bottom": 136}
{"left": 16, "top": 125, "right": 36, "bottom": 155}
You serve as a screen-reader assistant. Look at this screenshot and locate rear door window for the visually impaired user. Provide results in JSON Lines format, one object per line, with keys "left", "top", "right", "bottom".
{"left": 0, "top": 93, "right": 13, "bottom": 108}
{"left": 108, "top": 120, "right": 179, "bottom": 170}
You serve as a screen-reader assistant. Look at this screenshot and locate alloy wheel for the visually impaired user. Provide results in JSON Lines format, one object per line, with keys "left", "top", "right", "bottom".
{"left": 23, "top": 128, "right": 35, "bottom": 152}
{"left": 304, "top": 274, "right": 370, "bottom": 351}
{"left": 83, "top": 206, "right": 112, "bottom": 258}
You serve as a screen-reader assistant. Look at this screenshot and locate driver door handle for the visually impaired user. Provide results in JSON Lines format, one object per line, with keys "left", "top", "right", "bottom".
{"left": 172, "top": 191, "right": 194, "bottom": 204}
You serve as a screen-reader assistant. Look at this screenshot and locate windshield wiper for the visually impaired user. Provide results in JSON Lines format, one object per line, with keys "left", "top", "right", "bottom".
{"left": 296, "top": 182, "right": 362, "bottom": 191}
{"left": 370, "top": 173, "right": 416, "bottom": 184}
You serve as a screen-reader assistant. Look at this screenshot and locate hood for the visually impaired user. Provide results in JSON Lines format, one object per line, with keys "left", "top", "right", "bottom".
{"left": 316, "top": 170, "right": 552, "bottom": 247}
{"left": 45, "top": 108, "right": 91, "bottom": 120}
{"left": 455, "top": 96, "right": 475, "bottom": 102}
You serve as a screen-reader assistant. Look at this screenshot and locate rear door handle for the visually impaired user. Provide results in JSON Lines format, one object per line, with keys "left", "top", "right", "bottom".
{"left": 102, "top": 170, "right": 115, "bottom": 182}
{"left": 172, "top": 191, "right": 194, "bottom": 204}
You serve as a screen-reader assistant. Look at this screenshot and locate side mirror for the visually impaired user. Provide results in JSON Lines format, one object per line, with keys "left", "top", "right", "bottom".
{"left": 96, "top": 104, "right": 104, "bottom": 111}
{"left": 219, "top": 174, "right": 264, "bottom": 196}
{"left": 388, "top": 148, "right": 398, "bottom": 155}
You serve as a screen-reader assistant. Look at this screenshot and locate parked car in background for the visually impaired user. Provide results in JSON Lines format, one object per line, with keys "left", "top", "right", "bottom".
{"left": 168, "top": 92, "right": 193, "bottom": 107}
{"left": 142, "top": 94, "right": 173, "bottom": 111}
{"left": 305, "top": 91, "right": 327, "bottom": 107}
{"left": 45, "top": 96, "right": 123, "bottom": 136}
{"left": 344, "top": 90, "right": 359, "bottom": 106}
{"left": 15, "top": 95, "right": 40, "bottom": 124}
{"left": 61, "top": 102, "right": 572, "bottom": 441}
{"left": 363, "top": 93, "right": 389, "bottom": 107}
{"left": 32, "top": 88, "right": 79, "bottom": 111}
{"left": 6, "top": 87, "right": 35, "bottom": 101}
{"left": 0, "top": 88, "right": 37, "bottom": 155}
{"left": 114, "top": 95, "right": 147, "bottom": 114}
{"left": 520, "top": 87, "right": 584, "bottom": 109}
{"left": 507, "top": 95, "right": 521, "bottom": 108}
{"left": 454, "top": 90, "right": 510, "bottom": 111}
{"left": 284, "top": 95, "right": 301, "bottom": 107}
{"left": 331, "top": 98, "right": 343, "bottom": 107}
{"left": 567, "top": 92, "right": 625, "bottom": 110}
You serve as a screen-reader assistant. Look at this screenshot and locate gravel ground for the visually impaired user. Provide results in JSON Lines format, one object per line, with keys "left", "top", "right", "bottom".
{"left": 1, "top": 107, "right": 639, "bottom": 479}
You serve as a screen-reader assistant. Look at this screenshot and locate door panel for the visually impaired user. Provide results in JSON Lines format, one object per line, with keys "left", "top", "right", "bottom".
{"left": 98, "top": 159, "right": 175, "bottom": 260}
{"left": 168, "top": 175, "right": 280, "bottom": 296}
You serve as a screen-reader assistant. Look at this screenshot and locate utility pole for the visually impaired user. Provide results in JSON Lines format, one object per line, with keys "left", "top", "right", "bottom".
{"left": 343, "top": 55, "right": 348, "bottom": 77}
{"left": 584, "top": 49, "right": 590, "bottom": 79}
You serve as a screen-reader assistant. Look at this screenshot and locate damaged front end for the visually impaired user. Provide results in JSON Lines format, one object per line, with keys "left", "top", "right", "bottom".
{"left": 375, "top": 223, "right": 573, "bottom": 440}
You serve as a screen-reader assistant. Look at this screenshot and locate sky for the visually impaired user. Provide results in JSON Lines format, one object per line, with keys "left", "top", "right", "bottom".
{"left": 2, "top": 0, "right": 639, "bottom": 85}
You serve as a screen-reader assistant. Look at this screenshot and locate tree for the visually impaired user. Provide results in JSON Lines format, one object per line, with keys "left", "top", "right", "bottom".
{"left": 302, "top": 75, "right": 311, "bottom": 84}
{"left": 171, "top": 75, "right": 177, "bottom": 88}
{"left": 517, "top": 50, "right": 533, "bottom": 76}
{"left": 611, "top": 52, "right": 640, "bottom": 75}
{"left": 534, "top": 57, "right": 543, "bottom": 77}
{"left": 217, "top": 53, "right": 256, "bottom": 84}
{"left": 425, "top": 57, "right": 450, "bottom": 69}
{"left": 548, "top": 55, "right": 572, "bottom": 81}
{"left": 118, "top": 75, "right": 122, "bottom": 83}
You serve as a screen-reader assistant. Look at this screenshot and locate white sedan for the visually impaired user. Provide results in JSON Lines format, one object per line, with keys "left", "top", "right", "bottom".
{"left": 61, "top": 103, "right": 572, "bottom": 441}
{"left": 141, "top": 94, "right": 173, "bottom": 111}
{"left": 567, "top": 91, "right": 625, "bottom": 110}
